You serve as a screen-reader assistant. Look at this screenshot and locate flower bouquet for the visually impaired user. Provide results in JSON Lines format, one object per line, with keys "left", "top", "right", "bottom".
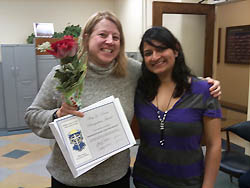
{"left": 37, "top": 35, "right": 88, "bottom": 108}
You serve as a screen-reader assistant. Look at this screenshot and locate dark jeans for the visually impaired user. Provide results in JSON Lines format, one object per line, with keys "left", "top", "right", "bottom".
{"left": 51, "top": 168, "right": 131, "bottom": 188}
{"left": 239, "top": 170, "right": 250, "bottom": 188}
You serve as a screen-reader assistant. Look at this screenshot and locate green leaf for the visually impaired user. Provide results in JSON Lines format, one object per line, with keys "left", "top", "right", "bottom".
{"left": 26, "top": 33, "right": 35, "bottom": 44}
{"left": 61, "top": 56, "right": 75, "bottom": 65}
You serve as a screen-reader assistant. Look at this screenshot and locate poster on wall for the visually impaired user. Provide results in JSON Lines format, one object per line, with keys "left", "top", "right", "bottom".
{"left": 225, "top": 25, "right": 250, "bottom": 64}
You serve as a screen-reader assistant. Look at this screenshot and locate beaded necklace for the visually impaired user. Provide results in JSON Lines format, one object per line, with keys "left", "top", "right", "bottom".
{"left": 156, "top": 91, "right": 174, "bottom": 146}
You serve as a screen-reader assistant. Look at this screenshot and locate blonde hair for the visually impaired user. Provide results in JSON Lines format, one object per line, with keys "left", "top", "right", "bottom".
{"left": 78, "top": 11, "right": 127, "bottom": 77}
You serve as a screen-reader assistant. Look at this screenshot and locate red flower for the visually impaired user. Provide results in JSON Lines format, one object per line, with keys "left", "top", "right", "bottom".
{"left": 47, "top": 35, "right": 78, "bottom": 59}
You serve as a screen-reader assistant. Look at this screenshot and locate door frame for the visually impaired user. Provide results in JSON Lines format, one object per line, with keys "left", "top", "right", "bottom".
{"left": 152, "top": 1, "right": 215, "bottom": 77}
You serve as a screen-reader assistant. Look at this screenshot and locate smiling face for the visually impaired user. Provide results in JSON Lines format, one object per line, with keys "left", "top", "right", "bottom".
{"left": 87, "top": 19, "right": 121, "bottom": 67}
{"left": 143, "top": 40, "right": 178, "bottom": 77}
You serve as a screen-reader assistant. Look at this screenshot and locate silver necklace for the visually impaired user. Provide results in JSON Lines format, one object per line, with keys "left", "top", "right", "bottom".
{"left": 156, "top": 92, "right": 174, "bottom": 146}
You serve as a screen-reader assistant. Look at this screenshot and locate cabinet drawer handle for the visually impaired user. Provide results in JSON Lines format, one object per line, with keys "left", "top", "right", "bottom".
{"left": 23, "top": 97, "right": 32, "bottom": 100}
{"left": 21, "top": 81, "right": 32, "bottom": 85}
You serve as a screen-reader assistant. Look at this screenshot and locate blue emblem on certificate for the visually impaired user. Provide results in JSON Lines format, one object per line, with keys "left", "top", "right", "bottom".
{"left": 68, "top": 129, "right": 85, "bottom": 151}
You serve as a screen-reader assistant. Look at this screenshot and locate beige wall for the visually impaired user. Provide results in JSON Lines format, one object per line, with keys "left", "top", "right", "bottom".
{"left": 0, "top": 0, "right": 144, "bottom": 53}
{"left": 163, "top": 14, "right": 206, "bottom": 77}
{"left": 0, "top": 0, "right": 115, "bottom": 44}
{"left": 114, "top": 0, "right": 143, "bottom": 52}
{"left": 0, "top": 0, "right": 147, "bottom": 62}
{"left": 214, "top": 0, "right": 250, "bottom": 108}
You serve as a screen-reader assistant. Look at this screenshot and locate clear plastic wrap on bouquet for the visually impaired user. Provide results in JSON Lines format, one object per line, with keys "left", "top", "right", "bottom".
{"left": 56, "top": 52, "right": 88, "bottom": 108}
{"left": 63, "top": 81, "right": 83, "bottom": 108}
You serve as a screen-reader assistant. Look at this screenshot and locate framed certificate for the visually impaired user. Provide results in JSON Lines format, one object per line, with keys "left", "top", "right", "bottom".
{"left": 225, "top": 25, "right": 250, "bottom": 64}
{"left": 49, "top": 96, "right": 136, "bottom": 178}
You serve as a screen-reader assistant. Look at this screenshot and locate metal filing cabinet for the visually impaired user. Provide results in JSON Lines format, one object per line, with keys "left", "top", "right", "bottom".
{"left": 36, "top": 55, "right": 60, "bottom": 88}
{"left": 1, "top": 44, "right": 38, "bottom": 130}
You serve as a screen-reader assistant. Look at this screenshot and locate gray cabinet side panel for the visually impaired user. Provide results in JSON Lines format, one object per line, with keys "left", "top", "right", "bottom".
{"left": 0, "top": 63, "right": 6, "bottom": 130}
{"left": 1, "top": 46, "right": 19, "bottom": 129}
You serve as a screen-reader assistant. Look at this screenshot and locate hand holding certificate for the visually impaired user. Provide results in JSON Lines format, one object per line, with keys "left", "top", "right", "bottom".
{"left": 49, "top": 96, "right": 136, "bottom": 178}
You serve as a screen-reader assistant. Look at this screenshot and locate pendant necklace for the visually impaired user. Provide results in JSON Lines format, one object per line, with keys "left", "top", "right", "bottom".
{"left": 156, "top": 91, "right": 174, "bottom": 146}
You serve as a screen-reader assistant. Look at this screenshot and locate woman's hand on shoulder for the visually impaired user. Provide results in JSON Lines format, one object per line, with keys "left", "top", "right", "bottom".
{"left": 56, "top": 102, "right": 84, "bottom": 118}
{"left": 205, "top": 77, "right": 221, "bottom": 99}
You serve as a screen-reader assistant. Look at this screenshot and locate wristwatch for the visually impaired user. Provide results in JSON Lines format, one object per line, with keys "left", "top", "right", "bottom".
{"left": 52, "top": 110, "right": 58, "bottom": 121}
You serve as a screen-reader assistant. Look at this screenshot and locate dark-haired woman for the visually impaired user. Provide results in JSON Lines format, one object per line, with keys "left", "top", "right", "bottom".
{"left": 132, "top": 26, "right": 222, "bottom": 188}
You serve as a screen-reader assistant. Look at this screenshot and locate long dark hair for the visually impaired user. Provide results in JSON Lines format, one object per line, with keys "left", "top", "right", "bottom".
{"left": 137, "top": 26, "right": 193, "bottom": 101}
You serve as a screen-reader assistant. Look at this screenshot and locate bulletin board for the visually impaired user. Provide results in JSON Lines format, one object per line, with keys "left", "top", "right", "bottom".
{"left": 225, "top": 25, "right": 250, "bottom": 64}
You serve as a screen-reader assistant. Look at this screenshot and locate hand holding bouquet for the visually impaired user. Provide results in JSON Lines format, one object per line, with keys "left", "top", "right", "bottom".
{"left": 37, "top": 35, "right": 87, "bottom": 108}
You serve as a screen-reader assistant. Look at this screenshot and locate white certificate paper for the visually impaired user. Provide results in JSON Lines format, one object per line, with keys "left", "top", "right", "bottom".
{"left": 49, "top": 96, "right": 136, "bottom": 178}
